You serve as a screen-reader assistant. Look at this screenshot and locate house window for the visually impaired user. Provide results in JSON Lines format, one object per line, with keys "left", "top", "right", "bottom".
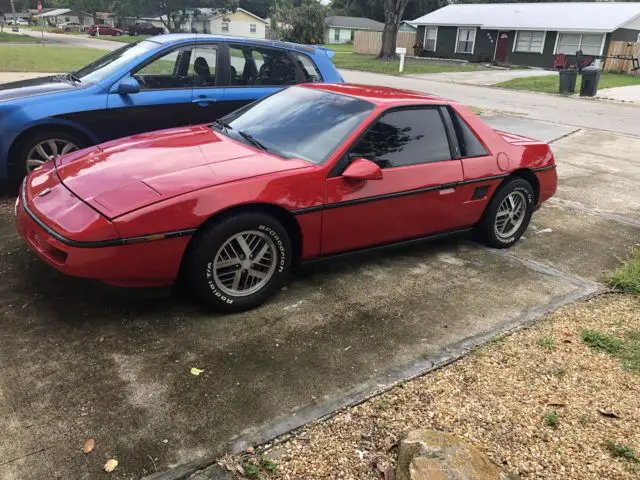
{"left": 250, "top": 23, "right": 256, "bottom": 33}
{"left": 65, "top": 17, "right": 70, "bottom": 22}
{"left": 556, "top": 32, "right": 604, "bottom": 56}
{"left": 514, "top": 30, "right": 545, "bottom": 53}
{"left": 456, "top": 27, "right": 476, "bottom": 54}
{"left": 423, "top": 27, "right": 437, "bottom": 51}
{"left": 334, "top": 28, "right": 340, "bottom": 41}
{"left": 222, "top": 21, "right": 229, "bottom": 33}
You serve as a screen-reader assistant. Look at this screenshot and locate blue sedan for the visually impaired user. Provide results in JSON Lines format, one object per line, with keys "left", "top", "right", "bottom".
{"left": 0, "top": 34, "right": 343, "bottom": 183}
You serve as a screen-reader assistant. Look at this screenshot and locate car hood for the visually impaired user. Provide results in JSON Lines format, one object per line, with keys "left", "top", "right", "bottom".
{"left": 0, "top": 76, "right": 77, "bottom": 103}
{"left": 55, "top": 125, "right": 312, "bottom": 219}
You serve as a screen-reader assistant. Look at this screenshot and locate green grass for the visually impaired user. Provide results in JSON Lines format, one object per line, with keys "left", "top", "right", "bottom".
{"left": 496, "top": 72, "right": 640, "bottom": 93}
{"left": 610, "top": 248, "right": 640, "bottom": 294}
{"left": 537, "top": 335, "right": 556, "bottom": 350}
{"left": 0, "top": 45, "right": 104, "bottom": 72}
{"left": 103, "top": 35, "right": 152, "bottom": 43}
{"left": 605, "top": 441, "right": 640, "bottom": 464}
{"left": 581, "top": 329, "right": 640, "bottom": 375}
{"left": 543, "top": 410, "right": 559, "bottom": 428}
{"left": 331, "top": 52, "right": 488, "bottom": 76}
{"left": 318, "top": 43, "right": 353, "bottom": 54}
{"left": 0, "top": 31, "right": 36, "bottom": 42}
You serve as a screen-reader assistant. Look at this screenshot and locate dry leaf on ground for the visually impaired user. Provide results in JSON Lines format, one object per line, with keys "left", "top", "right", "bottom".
{"left": 82, "top": 438, "right": 95, "bottom": 454}
{"left": 103, "top": 459, "right": 118, "bottom": 473}
{"left": 190, "top": 367, "right": 204, "bottom": 376}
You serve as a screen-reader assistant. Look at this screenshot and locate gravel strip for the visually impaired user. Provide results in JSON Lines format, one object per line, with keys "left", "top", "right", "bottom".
{"left": 231, "top": 294, "right": 640, "bottom": 479}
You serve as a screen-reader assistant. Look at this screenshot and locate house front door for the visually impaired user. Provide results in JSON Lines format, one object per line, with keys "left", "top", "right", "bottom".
{"left": 495, "top": 32, "right": 509, "bottom": 62}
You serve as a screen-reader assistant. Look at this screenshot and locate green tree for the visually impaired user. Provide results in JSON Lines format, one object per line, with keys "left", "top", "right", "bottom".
{"left": 280, "top": 0, "right": 324, "bottom": 44}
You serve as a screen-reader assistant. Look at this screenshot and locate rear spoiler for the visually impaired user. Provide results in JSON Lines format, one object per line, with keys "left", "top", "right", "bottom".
{"left": 314, "top": 46, "right": 336, "bottom": 59}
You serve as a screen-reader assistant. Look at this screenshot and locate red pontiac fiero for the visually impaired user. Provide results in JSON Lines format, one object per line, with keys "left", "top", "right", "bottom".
{"left": 16, "top": 84, "right": 557, "bottom": 311}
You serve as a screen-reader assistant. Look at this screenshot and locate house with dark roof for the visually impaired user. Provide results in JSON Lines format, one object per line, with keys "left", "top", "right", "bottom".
{"left": 324, "top": 15, "right": 384, "bottom": 44}
{"left": 410, "top": 2, "right": 640, "bottom": 68}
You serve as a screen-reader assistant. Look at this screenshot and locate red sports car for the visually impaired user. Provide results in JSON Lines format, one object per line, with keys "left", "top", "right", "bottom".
{"left": 16, "top": 84, "right": 557, "bottom": 311}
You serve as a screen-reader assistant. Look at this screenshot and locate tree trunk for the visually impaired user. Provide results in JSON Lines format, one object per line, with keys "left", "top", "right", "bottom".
{"left": 377, "top": 20, "right": 399, "bottom": 60}
{"left": 377, "top": 0, "right": 409, "bottom": 60}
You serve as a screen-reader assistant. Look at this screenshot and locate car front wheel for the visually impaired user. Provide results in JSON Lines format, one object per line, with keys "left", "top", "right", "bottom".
{"left": 475, "top": 177, "right": 535, "bottom": 248}
{"left": 185, "top": 212, "right": 293, "bottom": 311}
{"left": 13, "top": 130, "right": 87, "bottom": 182}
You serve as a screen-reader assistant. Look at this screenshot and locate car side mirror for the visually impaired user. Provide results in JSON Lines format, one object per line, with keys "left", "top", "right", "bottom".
{"left": 342, "top": 157, "right": 383, "bottom": 181}
{"left": 117, "top": 77, "right": 140, "bottom": 95}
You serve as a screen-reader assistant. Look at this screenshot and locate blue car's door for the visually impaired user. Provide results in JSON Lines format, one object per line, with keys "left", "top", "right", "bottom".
{"left": 187, "top": 42, "right": 228, "bottom": 126}
{"left": 212, "top": 43, "right": 300, "bottom": 118}
{"left": 106, "top": 44, "right": 197, "bottom": 140}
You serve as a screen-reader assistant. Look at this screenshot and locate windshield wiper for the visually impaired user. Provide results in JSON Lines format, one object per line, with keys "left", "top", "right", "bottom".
{"left": 67, "top": 73, "right": 82, "bottom": 83}
{"left": 237, "top": 130, "right": 268, "bottom": 152}
{"left": 55, "top": 73, "right": 81, "bottom": 84}
{"left": 211, "top": 119, "right": 233, "bottom": 133}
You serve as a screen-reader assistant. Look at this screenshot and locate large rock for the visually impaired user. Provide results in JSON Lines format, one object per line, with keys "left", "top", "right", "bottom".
{"left": 396, "top": 430, "right": 517, "bottom": 480}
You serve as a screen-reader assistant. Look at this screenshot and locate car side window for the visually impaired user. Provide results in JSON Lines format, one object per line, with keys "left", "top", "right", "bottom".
{"left": 134, "top": 46, "right": 193, "bottom": 90}
{"left": 189, "top": 45, "right": 217, "bottom": 87}
{"left": 450, "top": 110, "right": 488, "bottom": 158}
{"left": 350, "top": 108, "right": 452, "bottom": 169}
{"left": 293, "top": 53, "right": 322, "bottom": 82}
{"left": 228, "top": 44, "right": 296, "bottom": 86}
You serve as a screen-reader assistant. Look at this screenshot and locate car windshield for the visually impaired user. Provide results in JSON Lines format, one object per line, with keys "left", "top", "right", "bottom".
{"left": 219, "top": 87, "right": 374, "bottom": 164}
{"left": 72, "top": 40, "right": 159, "bottom": 84}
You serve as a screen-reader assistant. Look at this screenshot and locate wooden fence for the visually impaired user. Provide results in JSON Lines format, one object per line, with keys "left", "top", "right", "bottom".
{"left": 353, "top": 30, "right": 417, "bottom": 55}
{"left": 604, "top": 40, "right": 640, "bottom": 76}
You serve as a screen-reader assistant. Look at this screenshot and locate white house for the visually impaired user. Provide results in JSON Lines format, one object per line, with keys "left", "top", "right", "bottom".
{"left": 32, "top": 9, "right": 114, "bottom": 27}
{"left": 132, "top": 8, "right": 267, "bottom": 38}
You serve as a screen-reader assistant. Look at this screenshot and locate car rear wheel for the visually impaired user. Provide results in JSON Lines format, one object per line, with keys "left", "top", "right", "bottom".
{"left": 474, "top": 177, "right": 535, "bottom": 248}
{"left": 185, "top": 212, "right": 292, "bottom": 312}
{"left": 12, "top": 130, "right": 87, "bottom": 182}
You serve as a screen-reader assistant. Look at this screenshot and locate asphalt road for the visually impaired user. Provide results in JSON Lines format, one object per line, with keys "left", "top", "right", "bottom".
{"left": 5, "top": 28, "right": 124, "bottom": 50}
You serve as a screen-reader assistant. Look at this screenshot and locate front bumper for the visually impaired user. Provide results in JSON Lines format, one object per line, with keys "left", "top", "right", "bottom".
{"left": 16, "top": 183, "right": 191, "bottom": 288}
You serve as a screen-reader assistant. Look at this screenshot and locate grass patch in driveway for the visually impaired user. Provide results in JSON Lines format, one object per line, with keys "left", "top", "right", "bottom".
{"left": 611, "top": 247, "right": 640, "bottom": 294}
{"left": 232, "top": 294, "right": 640, "bottom": 479}
{"left": 581, "top": 328, "right": 640, "bottom": 375}
{"left": 0, "top": 45, "right": 104, "bottom": 72}
{"left": 496, "top": 72, "right": 640, "bottom": 93}
{"left": 333, "top": 53, "right": 488, "bottom": 76}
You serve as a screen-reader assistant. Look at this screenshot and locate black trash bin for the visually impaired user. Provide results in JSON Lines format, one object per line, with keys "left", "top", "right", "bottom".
{"left": 558, "top": 69, "right": 578, "bottom": 94}
{"left": 580, "top": 66, "right": 602, "bottom": 97}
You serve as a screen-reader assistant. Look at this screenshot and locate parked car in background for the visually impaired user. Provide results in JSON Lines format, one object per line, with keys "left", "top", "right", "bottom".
{"left": 59, "top": 22, "right": 83, "bottom": 32}
{"left": 12, "top": 19, "right": 29, "bottom": 26}
{"left": 15, "top": 83, "right": 557, "bottom": 311}
{"left": 128, "top": 22, "right": 164, "bottom": 36}
{"left": 0, "top": 34, "right": 342, "bottom": 183}
{"left": 86, "top": 25, "right": 125, "bottom": 36}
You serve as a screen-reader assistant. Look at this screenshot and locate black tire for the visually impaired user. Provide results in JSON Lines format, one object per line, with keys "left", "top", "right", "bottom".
{"left": 11, "top": 129, "right": 89, "bottom": 184}
{"left": 185, "top": 212, "right": 293, "bottom": 312}
{"left": 474, "top": 177, "right": 535, "bottom": 249}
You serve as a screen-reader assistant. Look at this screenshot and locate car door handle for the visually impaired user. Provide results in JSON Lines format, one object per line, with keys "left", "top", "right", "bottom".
{"left": 192, "top": 97, "right": 216, "bottom": 105}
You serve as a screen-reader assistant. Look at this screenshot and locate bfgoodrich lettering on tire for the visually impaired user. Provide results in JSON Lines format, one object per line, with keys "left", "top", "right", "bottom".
{"left": 475, "top": 177, "right": 535, "bottom": 249}
{"left": 185, "top": 212, "right": 292, "bottom": 311}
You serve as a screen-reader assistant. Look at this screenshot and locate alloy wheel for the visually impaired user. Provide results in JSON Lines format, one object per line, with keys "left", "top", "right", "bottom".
{"left": 26, "top": 139, "right": 78, "bottom": 172}
{"left": 212, "top": 230, "right": 277, "bottom": 297}
{"left": 494, "top": 191, "right": 527, "bottom": 239}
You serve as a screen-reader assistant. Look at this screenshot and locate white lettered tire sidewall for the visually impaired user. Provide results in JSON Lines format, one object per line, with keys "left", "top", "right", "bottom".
{"left": 187, "top": 213, "right": 292, "bottom": 312}
{"left": 476, "top": 178, "right": 535, "bottom": 249}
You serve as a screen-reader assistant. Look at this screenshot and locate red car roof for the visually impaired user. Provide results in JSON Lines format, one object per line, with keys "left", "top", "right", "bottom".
{"left": 302, "top": 83, "right": 446, "bottom": 106}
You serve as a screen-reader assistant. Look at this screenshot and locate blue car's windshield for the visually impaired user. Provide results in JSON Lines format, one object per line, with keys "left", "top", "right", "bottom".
{"left": 219, "top": 87, "right": 374, "bottom": 164}
{"left": 73, "top": 41, "right": 159, "bottom": 84}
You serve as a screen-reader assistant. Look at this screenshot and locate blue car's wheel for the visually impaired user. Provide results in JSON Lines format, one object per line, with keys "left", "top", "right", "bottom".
{"left": 12, "top": 130, "right": 88, "bottom": 182}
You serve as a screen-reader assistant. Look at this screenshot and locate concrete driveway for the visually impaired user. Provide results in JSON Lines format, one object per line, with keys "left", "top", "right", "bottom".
{"left": 1, "top": 108, "right": 639, "bottom": 479}
{"left": 409, "top": 68, "right": 553, "bottom": 86}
